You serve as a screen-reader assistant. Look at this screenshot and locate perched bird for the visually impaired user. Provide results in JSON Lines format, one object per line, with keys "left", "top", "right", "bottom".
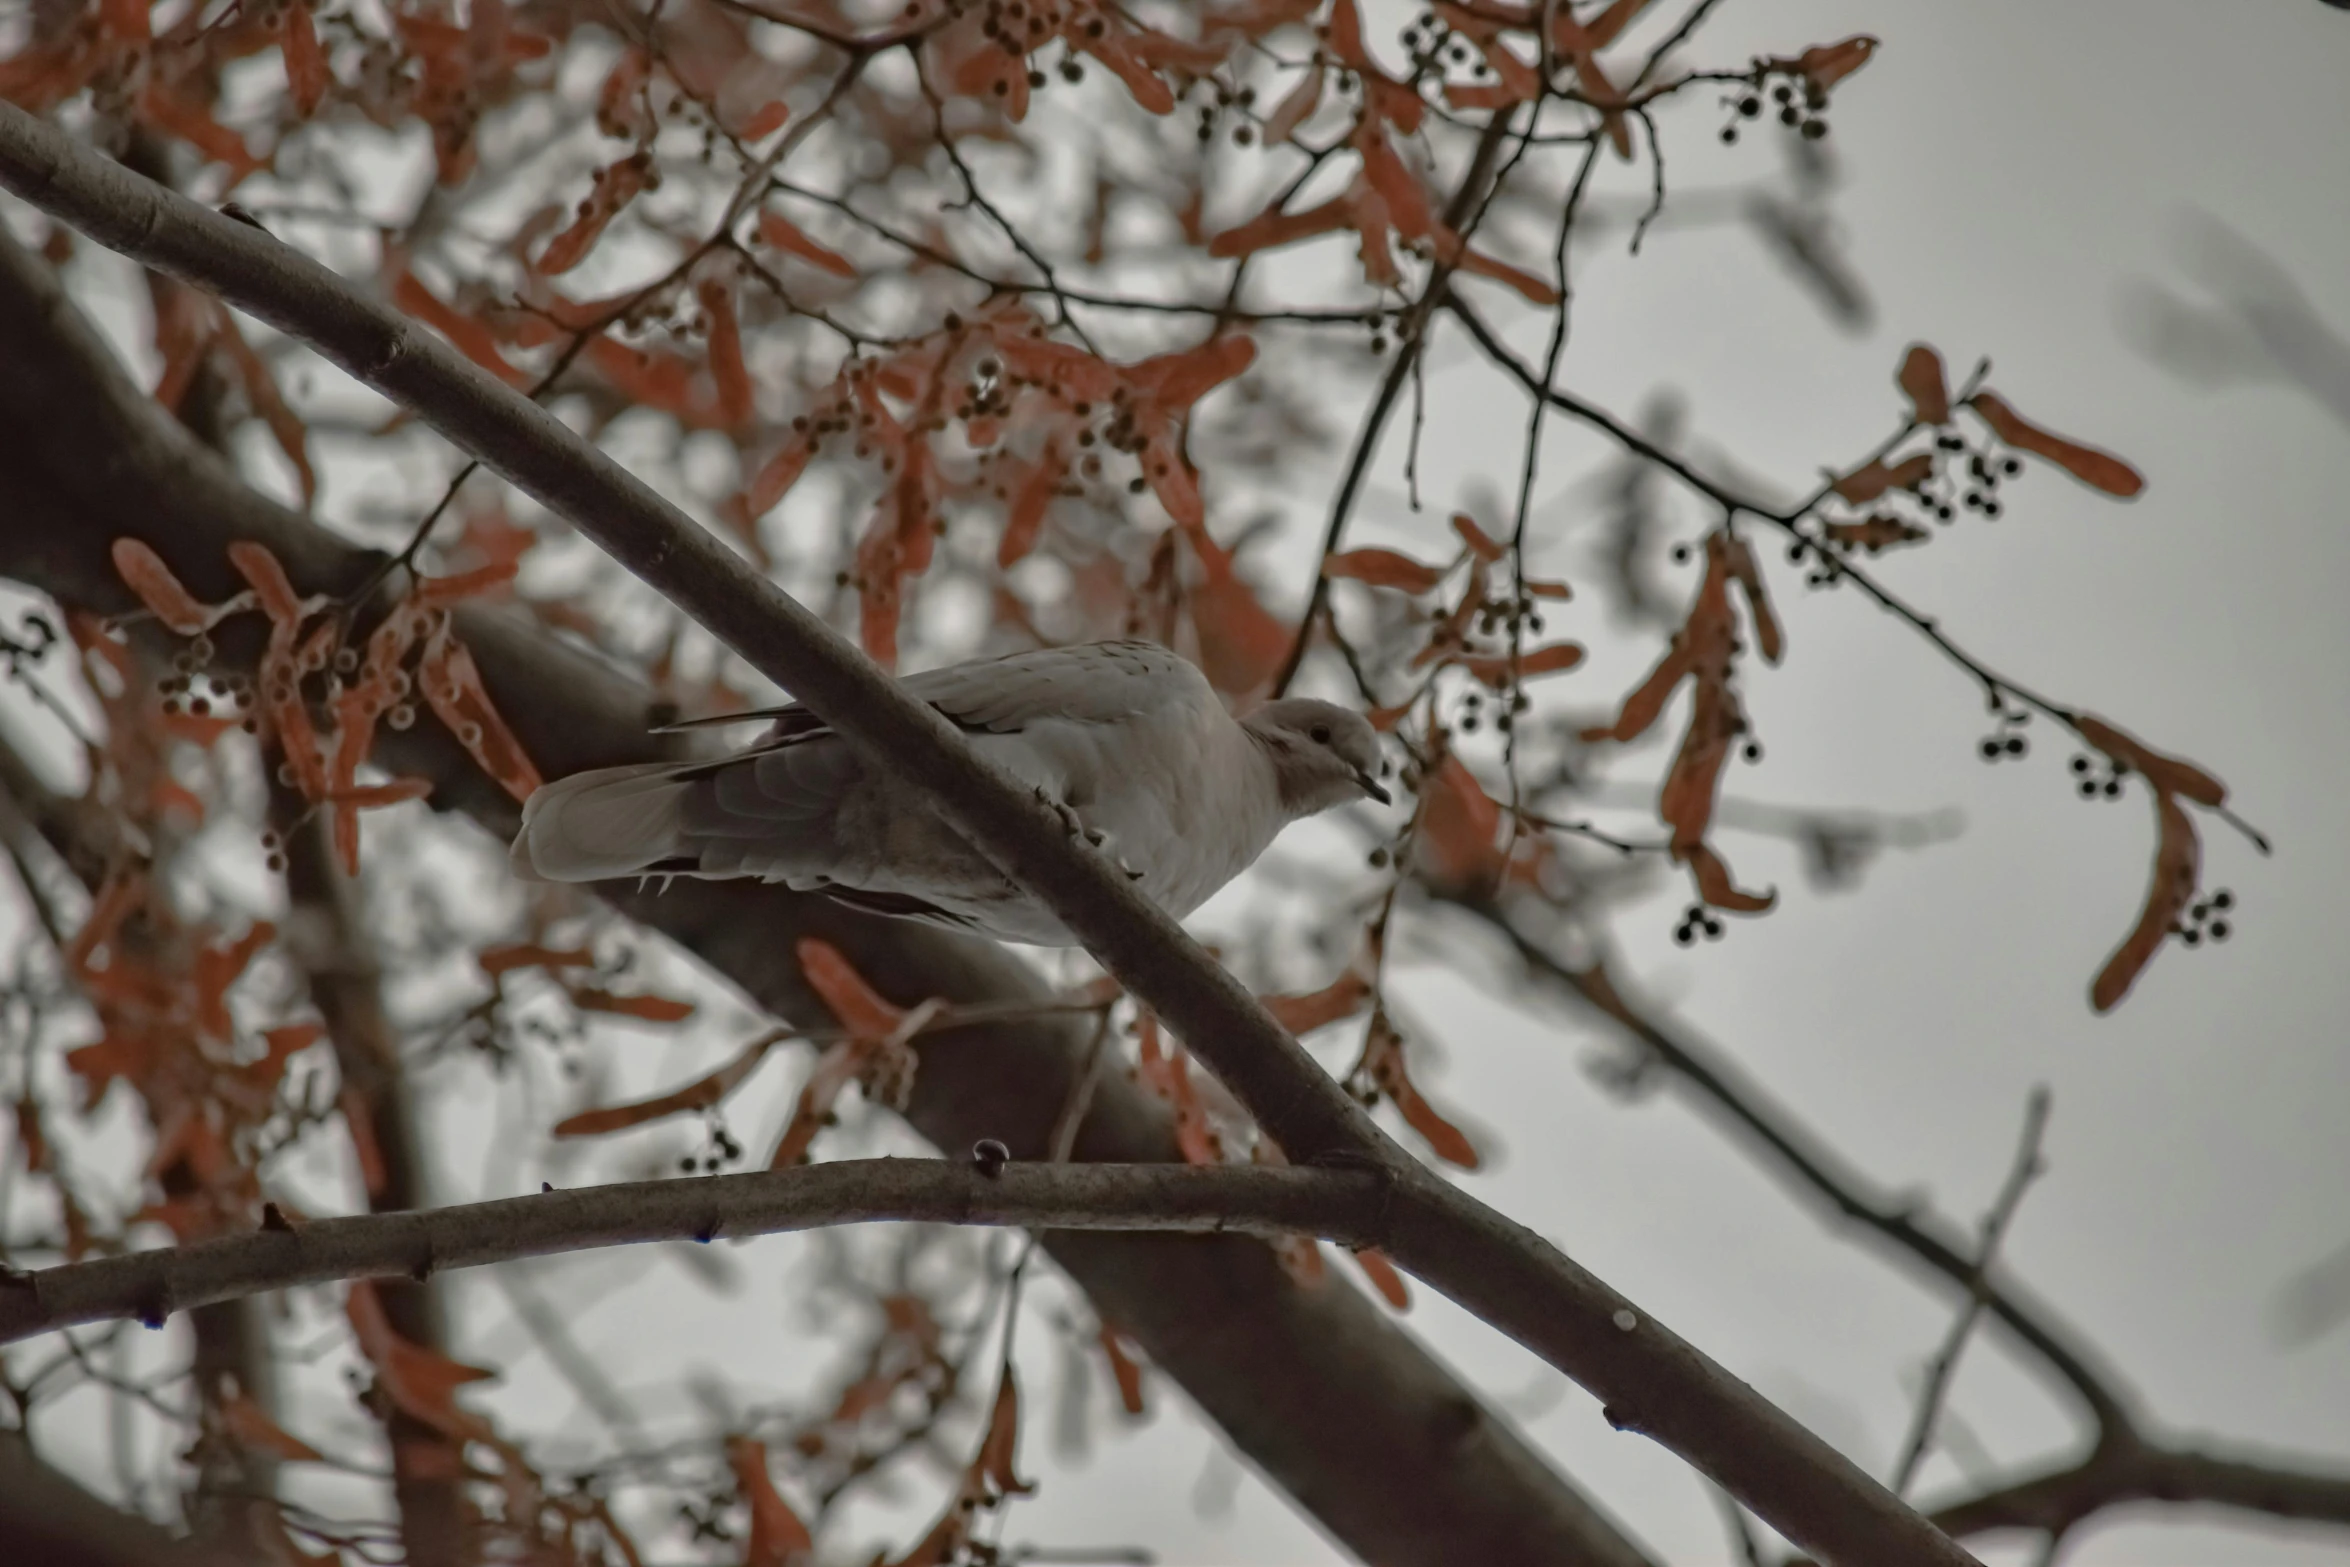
{"left": 509, "top": 640, "right": 1389, "bottom": 946}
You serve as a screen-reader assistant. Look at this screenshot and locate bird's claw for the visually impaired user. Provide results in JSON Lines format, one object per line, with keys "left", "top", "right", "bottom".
{"left": 1034, "top": 789, "right": 1144, "bottom": 882}
{"left": 1035, "top": 787, "right": 1088, "bottom": 841}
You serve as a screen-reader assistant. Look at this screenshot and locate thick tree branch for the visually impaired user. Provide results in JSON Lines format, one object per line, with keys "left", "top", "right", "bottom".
{"left": 0, "top": 112, "right": 1976, "bottom": 1567}
{"left": 0, "top": 1430, "right": 245, "bottom": 1567}
{"left": 0, "top": 1161, "right": 1392, "bottom": 1344}
{"left": 0, "top": 221, "right": 1654, "bottom": 1567}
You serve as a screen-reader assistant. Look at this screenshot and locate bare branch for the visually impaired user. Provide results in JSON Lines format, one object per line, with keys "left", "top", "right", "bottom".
{"left": 0, "top": 1162, "right": 1389, "bottom": 1346}
{"left": 1929, "top": 1437, "right": 2350, "bottom": 1543}
{"left": 1891, "top": 1089, "right": 2052, "bottom": 1496}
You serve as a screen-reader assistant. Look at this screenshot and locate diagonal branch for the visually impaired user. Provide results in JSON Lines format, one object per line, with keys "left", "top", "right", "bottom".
{"left": 0, "top": 106, "right": 1975, "bottom": 1567}
{"left": 0, "top": 1161, "right": 1391, "bottom": 1345}
{"left": 1890, "top": 1089, "right": 2051, "bottom": 1497}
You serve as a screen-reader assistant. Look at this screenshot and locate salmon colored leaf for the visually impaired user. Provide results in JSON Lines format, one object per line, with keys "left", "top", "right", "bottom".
{"left": 537, "top": 154, "right": 654, "bottom": 277}
{"left": 725, "top": 436, "right": 817, "bottom": 542}
{"left": 998, "top": 442, "right": 1067, "bottom": 567}
{"left": 1580, "top": 641, "right": 1691, "bottom": 744}
{"left": 1969, "top": 391, "right": 2144, "bottom": 498}
{"left": 223, "top": 1390, "right": 325, "bottom": 1463}
{"left": 418, "top": 621, "right": 543, "bottom": 801}
{"left": 1681, "top": 841, "right": 1776, "bottom": 913}
{"left": 110, "top": 539, "right": 213, "bottom": 634}
{"left": 569, "top": 986, "right": 696, "bottom": 1024}
{"left": 552, "top": 1034, "right": 779, "bottom": 1137}
{"left": 1324, "top": 547, "right": 1447, "bottom": 594}
{"left": 1098, "top": 1326, "right": 1147, "bottom": 1415}
{"left": 977, "top": 1371, "right": 1036, "bottom": 1497}
{"left": 1451, "top": 512, "right": 1505, "bottom": 562}
{"left": 346, "top": 1280, "right": 497, "bottom": 1443}
{"left": 699, "top": 278, "right": 753, "bottom": 428}
{"left": 1822, "top": 515, "right": 1929, "bottom": 553}
{"left": 1722, "top": 536, "right": 1783, "bottom": 665}
{"left": 738, "top": 101, "right": 791, "bottom": 140}
{"left": 393, "top": 270, "right": 529, "bottom": 388}
{"left": 2075, "top": 713, "right": 2228, "bottom": 807}
{"left": 1415, "top": 755, "right": 1504, "bottom": 894}
{"left": 1260, "top": 970, "right": 1371, "bottom": 1036}
{"left": 758, "top": 211, "right": 857, "bottom": 278}
{"left": 1457, "top": 642, "right": 1587, "bottom": 686}
{"left": 1351, "top": 1247, "right": 1411, "bottom": 1310}
{"left": 282, "top": 1, "right": 328, "bottom": 117}
{"left": 1793, "top": 35, "right": 1878, "bottom": 93}
{"left": 727, "top": 1437, "right": 814, "bottom": 1566}
{"left": 1436, "top": 228, "right": 1561, "bottom": 304}
{"left": 1829, "top": 452, "right": 1933, "bottom": 504}
{"left": 413, "top": 561, "right": 518, "bottom": 607}
{"left": 796, "top": 938, "right": 904, "bottom": 1036}
{"left": 1262, "top": 64, "right": 1323, "bottom": 143}
{"left": 1357, "top": 1015, "right": 1479, "bottom": 1169}
{"left": 215, "top": 326, "right": 316, "bottom": 506}
{"left": 1207, "top": 195, "right": 1353, "bottom": 260}
{"left": 1185, "top": 531, "right": 1291, "bottom": 698}
{"left": 2092, "top": 792, "right": 2198, "bottom": 1013}
{"left": 1899, "top": 343, "right": 1951, "bottom": 425}
{"left": 480, "top": 943, "right": 597, "bottom": 978}
{"left": 228, "top": 542, "right": 306, "bottom": 627}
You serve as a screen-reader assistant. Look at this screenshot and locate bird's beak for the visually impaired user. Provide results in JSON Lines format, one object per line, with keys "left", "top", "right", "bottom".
{"left": 1355, "top": 770, "right": 1392, "bottom": 805}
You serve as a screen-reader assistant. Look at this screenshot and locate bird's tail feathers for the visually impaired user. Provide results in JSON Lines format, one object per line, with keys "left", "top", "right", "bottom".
{"left": 509, "top": 761, "right": 693, "bottom": 883}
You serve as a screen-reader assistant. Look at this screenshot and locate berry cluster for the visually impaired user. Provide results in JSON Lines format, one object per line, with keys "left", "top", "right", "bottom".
{"left": 1190, "top": 78, "right": 1259, "bottom": 145}
{"left": 1934, "top": 431, "right": 2024, "bottom": 520}
{"left": 2068, "top": 751, "right": 2128, "bottom": 799}
{"left": 679, "top": 1119, "right": 745, "bottom": 1174}
{"left": 1721, "top": 73, "right": 1830, "bottom": 145}
{"left": 970, "top": 0, "right": 1103, "bottom": 96}
{"left": 1780, "top": 534, "right": 1855, "bottom": 590}
{"left": 157, "top": 638, "right": 260, "bottom": 729}
{"left": 1399, "top": 11, "right": 1501, "bottom": 86}
{"left": 2172, "top": 889, "right": 2235, "bottom": 947}
{"left": 1672, "top": 902, "right": 1726, "bottom": 946}
{"left": 1456, "top": 684, "right": 1531, "bottom": 736}
{"left": 1978, "top": 703, "right": 2031, "bottom": 763}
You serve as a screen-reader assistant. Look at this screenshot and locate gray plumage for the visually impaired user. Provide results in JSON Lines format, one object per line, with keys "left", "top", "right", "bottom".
{"left": 508, "top": 640, "right": 1388, "bottom": 946}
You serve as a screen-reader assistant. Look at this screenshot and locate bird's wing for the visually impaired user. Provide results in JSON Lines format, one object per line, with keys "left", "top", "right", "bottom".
{"left": 908, "top": 640, "right": 1209, "bottom": 732}
{"left": 514, "top": 641, "right": 1211, "bottom": 893}
{"left": 663, "top": 641, "right": 1209, "bottom": 744}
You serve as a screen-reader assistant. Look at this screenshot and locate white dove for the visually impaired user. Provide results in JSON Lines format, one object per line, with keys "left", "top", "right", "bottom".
{"left": 508, "top": 639, "right": 1389, "bottom": 946}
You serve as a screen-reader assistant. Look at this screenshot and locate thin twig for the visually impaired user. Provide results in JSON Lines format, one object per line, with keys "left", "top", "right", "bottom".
{"left": 1890, "top": 1088, "right": 2051, "bottom": 1496}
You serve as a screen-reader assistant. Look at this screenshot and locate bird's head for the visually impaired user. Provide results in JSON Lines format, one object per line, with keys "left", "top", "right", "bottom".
{"left": 1245, "top": 699, "right": 1392, "bottom": 816}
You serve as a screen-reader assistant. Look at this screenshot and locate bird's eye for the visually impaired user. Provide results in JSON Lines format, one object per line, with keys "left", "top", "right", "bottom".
{"left": 1309, "top": 723, "right": 1332, "bottom": 745}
